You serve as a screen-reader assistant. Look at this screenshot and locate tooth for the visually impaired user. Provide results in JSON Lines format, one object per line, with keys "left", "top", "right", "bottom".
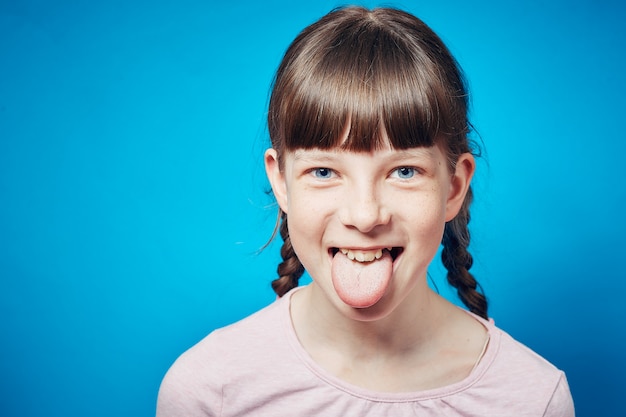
{"left": 340, "top": 248, "right": 389, "bottom": 262}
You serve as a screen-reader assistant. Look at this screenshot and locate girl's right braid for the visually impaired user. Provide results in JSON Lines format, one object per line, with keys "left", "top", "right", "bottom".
{"left": 271, "top": 212, "right": 305, "bottom": 297}
{"left": 440, "top": 187, "right": 489, "bottom": 319}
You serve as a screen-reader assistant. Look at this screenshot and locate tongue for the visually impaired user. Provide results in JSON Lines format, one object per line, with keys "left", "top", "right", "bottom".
{"left": 331, "top": 250, "right": 393, "bottom": 308}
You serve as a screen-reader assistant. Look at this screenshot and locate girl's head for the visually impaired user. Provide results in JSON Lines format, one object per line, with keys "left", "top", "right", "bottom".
{"left": 266, "top": 6, "right": 487, "bottom": 319}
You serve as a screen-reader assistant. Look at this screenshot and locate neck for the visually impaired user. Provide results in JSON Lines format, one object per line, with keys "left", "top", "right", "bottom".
{"left": 289, "top": 282, "right": 489, "bottom": 393}
{"left": 291, "top": 281, "right": 446, "bottom": 360}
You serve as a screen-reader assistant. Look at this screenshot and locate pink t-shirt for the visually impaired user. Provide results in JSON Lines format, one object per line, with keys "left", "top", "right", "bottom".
{"left": 156, "top": 289, "right": 574, "bottom": 416}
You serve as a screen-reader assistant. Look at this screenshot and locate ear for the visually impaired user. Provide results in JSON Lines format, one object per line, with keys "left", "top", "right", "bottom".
{"left": 445, "top": 152, "right": 475, "bottom": 221}
{"left": 264, "top": 148, "right": 289, "bottom": 214}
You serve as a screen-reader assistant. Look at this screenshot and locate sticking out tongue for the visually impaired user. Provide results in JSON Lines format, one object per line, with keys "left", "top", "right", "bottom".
{"left": 331, "top": 250, "right": 393, "bottom": 308}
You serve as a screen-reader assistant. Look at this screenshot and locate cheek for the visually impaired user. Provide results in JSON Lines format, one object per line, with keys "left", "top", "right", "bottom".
{"left": 286, "top": 193, "right": 327, "bottom": 248}
{"left": 286, "top": 212, "right": 327, "bottom": 278}
{"left": 288, "top": 187, "right": 336, "bottom": 224}
{"left": 410, "top": 211, "right": 446, "bottom": 238}
{"left": 403, "top": 195, "right": 448, "bottom": 240}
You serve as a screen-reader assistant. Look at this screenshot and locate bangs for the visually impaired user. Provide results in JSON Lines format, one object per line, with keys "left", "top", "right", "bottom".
{"left": 269, "top": 7, "right": 469, "bottom": 154}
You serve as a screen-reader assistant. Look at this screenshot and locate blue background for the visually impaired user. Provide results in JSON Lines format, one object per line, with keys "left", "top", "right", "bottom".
{"left": 1, "top": 0, "right": 624, "bottom": 415}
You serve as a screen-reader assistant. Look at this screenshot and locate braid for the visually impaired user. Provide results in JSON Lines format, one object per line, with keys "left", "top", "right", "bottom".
{"left": 440, "top": 187, "right": 489, "bottom": 319}
{"left": 271, "top": 211, "right": 305, "bottom": 297}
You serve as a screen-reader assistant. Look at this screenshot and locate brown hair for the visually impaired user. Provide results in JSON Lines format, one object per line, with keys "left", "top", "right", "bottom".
{"left": 266, "top": 6, "right": 488, "bottom": 319}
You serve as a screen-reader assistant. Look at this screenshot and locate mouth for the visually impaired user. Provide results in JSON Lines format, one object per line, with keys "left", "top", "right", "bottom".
{"left": 329, "top": 246, "right": 401, "bottom": 308}
{"left": 330, "top": 247, "right": 403, "bottom": 263}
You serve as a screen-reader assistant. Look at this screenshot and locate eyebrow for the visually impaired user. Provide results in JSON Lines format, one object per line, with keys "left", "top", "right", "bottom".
{"left": 291, "top": 150, "right": 341, "bottom": 164}
{"left": 389, "top": 148, "right": 437, "bottom": 160}
{"left": 291, "top": 147, "right": 437, "bottom": 162}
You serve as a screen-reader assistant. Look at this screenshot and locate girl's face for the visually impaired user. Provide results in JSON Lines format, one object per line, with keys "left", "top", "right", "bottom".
{"left": 265, "top": 136, "right": 474, "bottom": 321}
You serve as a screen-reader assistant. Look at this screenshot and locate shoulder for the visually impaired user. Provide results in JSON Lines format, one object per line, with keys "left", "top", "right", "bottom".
{"left": 472, "top": 319, "right": 575, "bottom": 416}
{"left": 492, "top": 327, "right": 558, "bottom": 371}
{"left": 201, "top": 295, "right": 286, "bottom": 353}
{"left": 156, "top": 296, "right": 287, "bottom": 417}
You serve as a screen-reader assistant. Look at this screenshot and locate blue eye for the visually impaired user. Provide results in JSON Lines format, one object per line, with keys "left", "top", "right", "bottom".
{"left": 313, "top": 168, "right": 334, "bottom": 179}
{"left": 394, "top": 167, "right": 416, "bottom": 179}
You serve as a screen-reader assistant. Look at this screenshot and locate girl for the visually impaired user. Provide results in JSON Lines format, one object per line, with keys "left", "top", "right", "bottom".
{"left": 157, "top": 6, "right": 574, "bottom": 416}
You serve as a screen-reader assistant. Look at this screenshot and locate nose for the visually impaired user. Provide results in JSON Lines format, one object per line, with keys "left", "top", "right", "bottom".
{"left": 339, "top": 183, "right": 390, "bottom": 233}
